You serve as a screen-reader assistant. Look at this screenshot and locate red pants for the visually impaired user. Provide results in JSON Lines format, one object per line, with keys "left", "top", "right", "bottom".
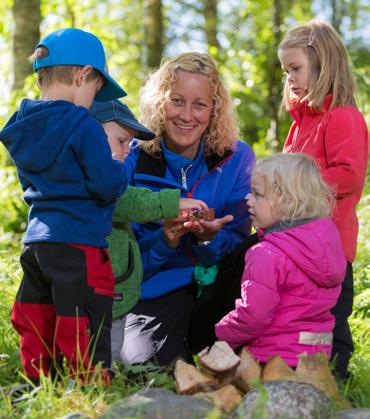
{"left": 11, "top": 243, "right": 114, "bottom": 381}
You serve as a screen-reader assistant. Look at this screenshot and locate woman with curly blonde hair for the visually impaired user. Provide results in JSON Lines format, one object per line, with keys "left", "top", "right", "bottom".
{"left": 139, "top": 52, "right": 238, "bottom": 157}
{"left": 118, "top": 52, "right": 256, "bottom": 366}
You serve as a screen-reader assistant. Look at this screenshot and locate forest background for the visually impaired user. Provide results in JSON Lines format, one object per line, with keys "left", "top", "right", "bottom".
{"left": 0, "top": 0, "right": 369, "bottom": 417}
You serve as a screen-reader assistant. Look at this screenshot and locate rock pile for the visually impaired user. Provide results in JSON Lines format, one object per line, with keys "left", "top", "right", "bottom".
{"left": 174, "top": 340, "right": 347, "bottom": 414}
{"left": 68, "top": 341, "right": 369, "bottom": 418}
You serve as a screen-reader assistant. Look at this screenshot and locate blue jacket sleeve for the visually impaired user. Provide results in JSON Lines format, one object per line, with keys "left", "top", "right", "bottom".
{"left": 134, "top": 226, "right": 182, "bottom": 279}
{"left": 17, "top": 172, "right": 32, "bottom": 192}
{"left": 190, "top": 144, "right": 255, "bottom": 265}
{"left": 72, "top": 120, "right": 128, "bottom": 201}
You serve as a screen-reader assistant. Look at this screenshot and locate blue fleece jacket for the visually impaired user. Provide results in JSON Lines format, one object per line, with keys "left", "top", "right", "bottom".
{"left": 127, "top": 139, "right": 256, "bottom": 299}
{"left": 0, "top": 99, "right": 128, "bottom": 247}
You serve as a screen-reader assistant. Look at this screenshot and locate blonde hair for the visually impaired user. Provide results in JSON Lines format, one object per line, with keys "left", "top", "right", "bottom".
{"left": 253, "top": 153, "right": 333, "bottom": 223}
{"left": 139, "top": 52, "right": 238, "bottom": 156}
{"left": 279, "top": 20, "right": 356, "bottom": 111}
{"left": 30, "top": 46, "right": 104, "bottom": 89}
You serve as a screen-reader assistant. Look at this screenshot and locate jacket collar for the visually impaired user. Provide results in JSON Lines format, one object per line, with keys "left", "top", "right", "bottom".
{"left": 257, "top": 217, "right": 317, "bottom": 238}
{"left": 162, "top": 138, "right": 202, "bottom": 177}
{"left": 135, "top": 141, "right": 233, "bottom": 177}
{"left": 289, "top": 94, "right": 333, "bottom": 124}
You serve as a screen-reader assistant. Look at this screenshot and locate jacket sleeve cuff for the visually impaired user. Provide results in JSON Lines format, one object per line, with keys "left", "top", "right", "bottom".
{"left": 160, "top": 189, "right": 180, "bottom": 219}
{"left": 153, "top": 231, "right": 182, "bottom": 257}
{"left": 190, "top": 231, "right": 224, "bottom": 264}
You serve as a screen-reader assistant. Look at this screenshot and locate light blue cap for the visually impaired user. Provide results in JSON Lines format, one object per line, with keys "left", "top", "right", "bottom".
{"left": 33, "top": 28, "right": 127, "bottom": 102}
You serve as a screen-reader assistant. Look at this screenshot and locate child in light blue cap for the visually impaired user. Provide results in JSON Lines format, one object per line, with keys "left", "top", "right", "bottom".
{"left": 0, "top": 28, "right": 128, "bottom": 389}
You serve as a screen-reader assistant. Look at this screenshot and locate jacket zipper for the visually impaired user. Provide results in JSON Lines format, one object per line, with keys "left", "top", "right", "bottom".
{"left": 181, "top": 164, "right": 193, "bottom": 189}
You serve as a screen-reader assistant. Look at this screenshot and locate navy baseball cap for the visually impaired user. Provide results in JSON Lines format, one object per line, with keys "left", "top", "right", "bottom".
{"left": 33, "top": 28, "right": 127, "bottom": 102}
{"left": 89, "top": 100, "right": 155, "bottom": 141}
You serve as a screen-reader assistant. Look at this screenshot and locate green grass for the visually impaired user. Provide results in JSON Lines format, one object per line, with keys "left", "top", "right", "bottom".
{"left": 346, "top": 167, "right": 370, "bottom": 408}
{"left": 0, "top": 173, "right": 369, "bottom": 417}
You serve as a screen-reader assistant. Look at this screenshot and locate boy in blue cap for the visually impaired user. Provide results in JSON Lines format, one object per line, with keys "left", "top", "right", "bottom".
{"left": 89, "top": 100, "right": 208, "bottom": 365}
{"left": 0, "top": 28, "right": 128, "bottom": 386}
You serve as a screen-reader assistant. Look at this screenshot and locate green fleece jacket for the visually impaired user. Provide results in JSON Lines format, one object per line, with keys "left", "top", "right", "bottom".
{"left": 109, "top": 186, "right": 180, "bottom": 319}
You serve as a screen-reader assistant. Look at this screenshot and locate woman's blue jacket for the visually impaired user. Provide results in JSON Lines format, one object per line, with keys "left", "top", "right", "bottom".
{"left": 125, "top": 139, "right": 256, "bottom": 299}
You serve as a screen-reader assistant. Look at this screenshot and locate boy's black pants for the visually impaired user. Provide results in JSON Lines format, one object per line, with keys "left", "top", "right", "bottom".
{"left": 11, "top": 243, "right": 114, "bottom": 381}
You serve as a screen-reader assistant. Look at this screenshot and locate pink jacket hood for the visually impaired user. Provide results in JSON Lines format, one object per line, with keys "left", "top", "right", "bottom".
{"left": 261, "top": 218, "right": 346, "bottom": 288}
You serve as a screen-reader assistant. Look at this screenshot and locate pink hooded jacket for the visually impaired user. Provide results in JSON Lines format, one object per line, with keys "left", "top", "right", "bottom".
{"left": 215, "top": 218, "right": 347, "bottom": 366}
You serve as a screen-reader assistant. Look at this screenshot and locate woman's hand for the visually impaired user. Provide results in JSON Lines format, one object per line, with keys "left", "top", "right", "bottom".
{"left": 164, "top": 210, "right": 234, "bottom": 247}
{"left": 185, "top": 215, "right": 234, "bottom": 242}
{"left": 179, "top": 198, "right": 209, "bottom": 212}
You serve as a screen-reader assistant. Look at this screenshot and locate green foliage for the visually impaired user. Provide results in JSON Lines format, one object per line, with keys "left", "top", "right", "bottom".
{"left": 0, "top": 164, "right": 28, "bottom": 234}
{"left": 0, "top": 341, "right": 176, "bottom": 418}
{"left": 1, "top": 375, "right": 109, "bottom": 418}
{"left": 38, "top": 0, "right": 147, "bottom": 112}
{"left": 0, "top": 0, "right": 12, "bottom": 39}
{"left": 213, "top": 0, "right": 314, "bottom": 149}
{"left": 0, "top": 235, "right": 22, "bottom": 388}
{"left": 345, "top": 317, "right": 370, "bottom": 407}
{"left": 345, "top": 164, "right": 370, "bottom": 409}
{"left": 113, "top": 363, "right": 175, "bottom": 394}
{"left": 353, "top": 166, "right": 370, "bottom": 312}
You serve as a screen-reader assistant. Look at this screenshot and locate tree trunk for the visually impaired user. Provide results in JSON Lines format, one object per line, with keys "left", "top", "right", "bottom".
{"left": 267, "top": 0, "right": 284, "bottom": 150}
{"left": 12, "top": 0, "right": 42, "bottom": 91}
{"left": 144, "top": 0, "right": 164, "bottom": 69}
{"left": 201, "top": 0, "right": 220, "bottom": 52}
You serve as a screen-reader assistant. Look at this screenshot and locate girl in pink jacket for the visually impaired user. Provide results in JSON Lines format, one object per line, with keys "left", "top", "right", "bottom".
{"left": 215, "top": 153, "right": 347, "bottom": 367}
{"left": 278, "top": 20, "right": 368, "bottom": 377}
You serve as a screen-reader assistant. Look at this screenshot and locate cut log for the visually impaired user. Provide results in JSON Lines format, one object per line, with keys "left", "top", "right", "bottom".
{"left": 194, "top": 384, "right": 242, "bottom": 413}
{"left": 198, "top": 341, "right": 240, "bottom": 384}
{"left": 174, "top": 358, "right": 219, "bottom": 395}
{"left": 232, "top": 348, "right": 262, "bottom": 393}
{"left": 262, "top": 356, "right": 299, "bottom": 382}
{"left": 296, "top": 352, "right": 339, "bottom": 399}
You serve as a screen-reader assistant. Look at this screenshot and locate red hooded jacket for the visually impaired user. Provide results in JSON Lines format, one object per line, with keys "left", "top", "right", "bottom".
{"left": 283, "top": 95, "right": 368, "bottom": 262}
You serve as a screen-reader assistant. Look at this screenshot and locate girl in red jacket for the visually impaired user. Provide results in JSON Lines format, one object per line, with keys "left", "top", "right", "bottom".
{"left": 278, "top": 19, "right": 368, "bottom": 378}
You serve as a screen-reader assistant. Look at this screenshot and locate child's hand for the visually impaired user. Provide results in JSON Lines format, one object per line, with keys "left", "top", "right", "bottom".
{"left": 163, "top": 215, "right": 188, "bottom": 248}
{"left": 179, "top": 198, "right": 209, "bottom": 213}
